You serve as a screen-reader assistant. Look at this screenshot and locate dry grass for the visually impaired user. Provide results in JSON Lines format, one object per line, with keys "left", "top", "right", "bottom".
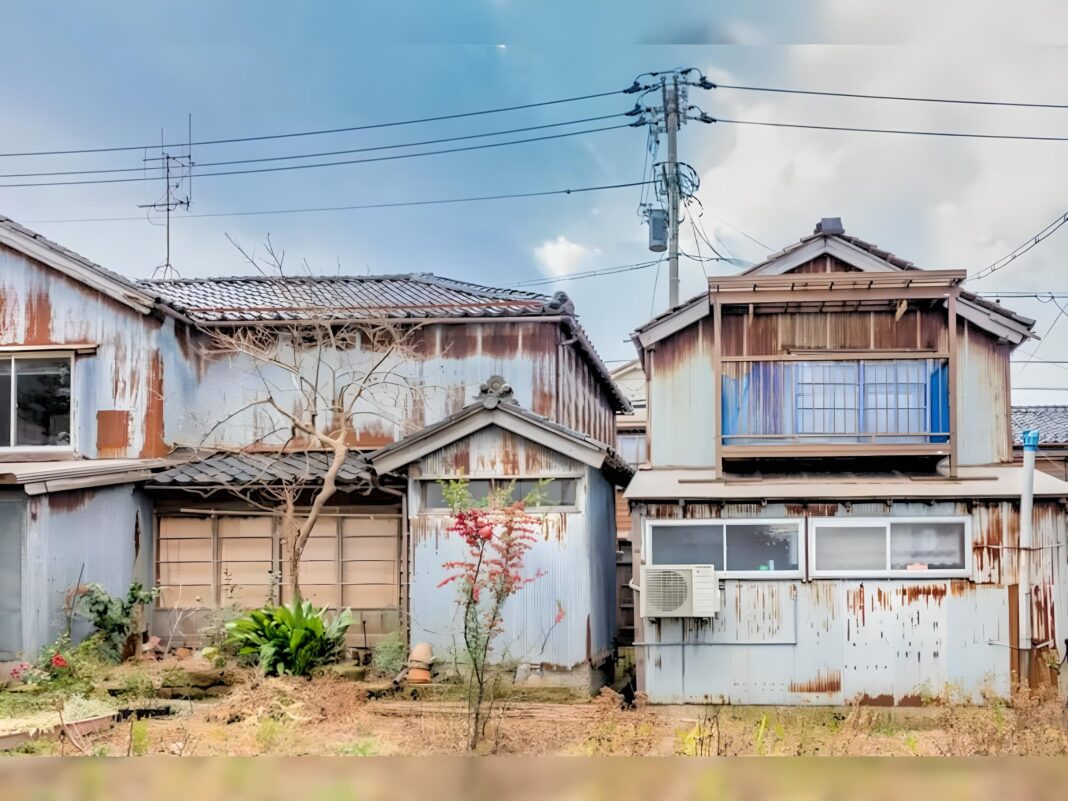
{"left": 10, "top": 663, "right": 1065, "bottom": 757}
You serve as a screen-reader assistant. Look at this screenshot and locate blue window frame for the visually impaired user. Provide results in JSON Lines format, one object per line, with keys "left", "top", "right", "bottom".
{"left": 722, "top": 358, "right": 950, "bottom": 446}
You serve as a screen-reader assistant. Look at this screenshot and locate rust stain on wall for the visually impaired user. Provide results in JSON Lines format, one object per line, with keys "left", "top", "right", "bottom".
{"left": 857, "top": 693, "right": 895, "bottom": 707}
{"left": 47, "top": 489, "right": 93, "bottom": 513}
{"left": 96, "top": 410, "right": 131, "bottom": 458}
{"left": 847, "top": 584, "right": 866, "bottom": 625}
{"left": 139, "top": 352, "right": 167, "bottom": 457}
{"left": 898, "top": 584, "right": 947, "bottom": 605}
{"left": 788, "top": 669, "right": 841, "bottom": 693}
{"left": 24, "top": 291, "right": 53, "bottom": 344}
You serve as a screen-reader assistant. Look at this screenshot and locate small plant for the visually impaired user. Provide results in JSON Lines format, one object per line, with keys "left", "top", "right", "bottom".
{"left": 438, "top": 479, "right": 546, "bottom": 750}
{"left": 754, "top": 713, "right": 769, "bottom": 755}
{"left": 128, "top": 719, "right": 150, "bottom": 756}
{"left": 371, "top": 630, "right": 407, "bottom": 676}
{"left": 198, "top": 603, "right": 245, "bottom": 667}
{"left": 336, "top": 737, "right": 378, "bottom": 756}
{"left": 903, "top": 733, "right": 920, "bottom": 755}
{"left": 675, "top": 712, "right": 719, "bottom": 757}
{"left": 225, "top": 601, "right": 353, "bottom": 677}
{"left": 76, "top": 582, "right": 159, "bottom": 662}
{"left": 255, "top": 717, "right": 287, "bottom": 752}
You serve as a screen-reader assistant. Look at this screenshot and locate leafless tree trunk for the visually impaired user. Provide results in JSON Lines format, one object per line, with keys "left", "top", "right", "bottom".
{"left": 178, "top": 237, "right": 417, "bottom": 602}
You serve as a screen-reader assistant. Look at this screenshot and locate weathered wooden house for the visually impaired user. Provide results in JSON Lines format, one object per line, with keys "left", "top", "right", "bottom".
{"left": 625, "top": 218, "right": 1068, "bottom": 705}
{"left": 0, "top": 217, "right": 630, "bottom": 685}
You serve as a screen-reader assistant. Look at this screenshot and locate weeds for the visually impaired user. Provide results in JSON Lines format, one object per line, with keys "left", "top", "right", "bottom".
{"left": 674, "top": 708, "right": 719, "bottom": 756}
{"left": 371, "top": 631, "right": 407, "bottom": 676}
{"left": 254, "top": 717, "right": 287, "bottom": 753}
{"left": 336, "top": 737, "right": 378, "bottom": 756}
{"left": 582, "top": 688, "right": 656, "bottom": 756}
{"left": 127, "top": 719, "right": 150, "bottom": 756}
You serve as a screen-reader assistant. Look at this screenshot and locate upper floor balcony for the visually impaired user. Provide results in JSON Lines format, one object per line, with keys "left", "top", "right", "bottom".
{"left": 721, "top": 357, "right": 951, "bottom": 459}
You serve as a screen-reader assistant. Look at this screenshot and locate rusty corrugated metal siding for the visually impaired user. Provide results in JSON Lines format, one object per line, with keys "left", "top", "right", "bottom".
{"left": 958, "top": 320, "right": 1013, "bottom": 465}
{"left": 408, "top": 425, "right": 617, "bottom": 674}
{"left": 648, "top": 317, "right": 715, "bottom": 467}
{"left": 417, "top": 425, "right": 579, "bottom": 478}
{"left": 0, "top": 244, "right": 171, "bottom": 458}
{"left": 17, "top": 484, "right": 152, "bottom": 656}
{"left": 169, "top": 321, "right": 616, "bottom": 452}
{"left": 635, "top": 499, "right": 1066, "bottom": 704}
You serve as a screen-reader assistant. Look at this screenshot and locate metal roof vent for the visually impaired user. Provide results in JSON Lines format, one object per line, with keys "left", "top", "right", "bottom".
{"left": 815, "top": 217, "right": 844, "bottom": 235}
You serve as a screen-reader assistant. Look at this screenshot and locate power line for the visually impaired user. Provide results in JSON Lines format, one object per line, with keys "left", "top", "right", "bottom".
{"left": 968, "top": 212, "right": 1068, "bottom": 282}
{"left": 0, "top": 112, "right": 630, "bottom": 180}
{"left": 698, "top": 115, "right": 1068, "bottom": 143}
{"left": 22, "top": 180, "right": 652, "bottom": 224}
{"left": 709, "top": 81, "right": 1068, "bottom": 110}
{"left": 513, "top": 258, "right": 662, "bottom": 288}
{"left": 1015, "top": 297, "right": 1068, "bottom": 378}
{"left": 0, "top": 88, "right": 637, "bottom": 159}
{"left": 978, "top": 292, "right": 1068, "bottom": 298}
{"left": 0, "top": 123, "right": 636, "bottom": 189}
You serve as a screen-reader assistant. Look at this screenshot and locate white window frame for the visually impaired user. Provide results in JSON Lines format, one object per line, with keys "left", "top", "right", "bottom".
{"left": 643, "top": 518, "right": 805, "bottom": 579}
{"left": 808, "top": 515, "right": 972, "bottom": 578}
{"left": 0, "top": 351, "right": 76, "bottom": 453}
{"left": 417, "top": 474, "right": 583, "bottom": 514}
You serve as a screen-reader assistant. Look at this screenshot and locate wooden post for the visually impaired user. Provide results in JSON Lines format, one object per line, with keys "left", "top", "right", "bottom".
{"left": 947, "top": 293, "right": 959, "bottom": 476}
{"left": 713, "top": 297, "right": 723, "bottom": 476}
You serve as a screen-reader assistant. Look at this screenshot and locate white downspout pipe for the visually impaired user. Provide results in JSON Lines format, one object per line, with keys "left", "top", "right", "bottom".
{"left": 1019, "top": 429, "right": 1039, "bottom": 686}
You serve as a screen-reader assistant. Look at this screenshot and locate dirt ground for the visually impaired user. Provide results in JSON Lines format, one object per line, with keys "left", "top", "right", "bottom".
{"left": 4, "top": 657, "right": 1068, "bottom": 757}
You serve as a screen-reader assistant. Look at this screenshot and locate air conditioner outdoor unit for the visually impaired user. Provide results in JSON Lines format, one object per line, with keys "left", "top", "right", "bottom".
{"left": 639, "top": 564, "right": 720, "bottom": 618}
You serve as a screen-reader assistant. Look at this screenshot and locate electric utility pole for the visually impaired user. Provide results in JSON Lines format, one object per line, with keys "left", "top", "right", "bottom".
{"left": 662, "top": 76, "right": 681, "bottom": 308}
{"left": 639, "top": 69, "right": 697, "bottom": 311}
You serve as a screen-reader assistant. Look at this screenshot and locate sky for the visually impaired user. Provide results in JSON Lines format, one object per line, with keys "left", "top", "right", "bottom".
{"left": 2, "top": 1, "right": 1068, "bottom": 403}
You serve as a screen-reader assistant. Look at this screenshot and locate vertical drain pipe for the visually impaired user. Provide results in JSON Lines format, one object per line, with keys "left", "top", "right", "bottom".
{"left": 1019, "top": 429, "right": 1039, "bottom": 686}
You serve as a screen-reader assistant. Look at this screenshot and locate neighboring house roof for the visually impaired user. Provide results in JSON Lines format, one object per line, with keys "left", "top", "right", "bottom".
{"left": 371, "top": 378, "right": 634, "bottom": 486}
{"left": 610, "top": 359, "right": 647, "bottom": 429}
{"left": 142, "top": 274, "right": 630, "bottom": 413}
{"left": 0, "top": 216, "right": 158, "bottom": 314}
{"left": 633, "top": 219, "right": 1035, "bottom": 349}
{"left": 149, "top": 451, "right": 372, "bottom": 487}
{"left": 0, "top": 457, "right": 174, "bottom": 495}
{"left": 1012, "top": 405, "right": 1068, "bottom": 446}
{"left": 140, "top": 273, "right": 558, "bottom": 323}
{"left": 625, "top": 464, "right": 1068, "bottom": 501}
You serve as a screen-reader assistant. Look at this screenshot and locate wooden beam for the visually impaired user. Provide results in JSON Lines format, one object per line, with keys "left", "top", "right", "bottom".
{"left": 721, "top": 351, "right": 949, "bottom": 363}
{"left": 948, "top": 294, "right": 960, "bottom": 476}
{"left": 721, "top": 443, "right": 951, "bottom": 459}
{"left": 713, "top": 297, "right": 723, "bottom": 477}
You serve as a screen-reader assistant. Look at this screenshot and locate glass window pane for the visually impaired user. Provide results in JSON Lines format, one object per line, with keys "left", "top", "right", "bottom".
{"left": 814, "top": 525, "right": 886, "bottom": 571}
{"left": 422, "top": 481, "right": 447, "bottom": 509}
{"left": 515, "top": 478, "right": 576, "bottom": 508}
{"left": 15, "top": 359, "right": 71, "bottom": 446}
{"left": 0, "top": 361, "right": 10, "bottom": 448}
{"left": 890, "top": 521, "right": 966, "bottom": 570}
{"left": 725, "top": 523, "right": 799, "bottom": 572}
{"left": 649, "top": 524, "right": 723, "bottom": 567}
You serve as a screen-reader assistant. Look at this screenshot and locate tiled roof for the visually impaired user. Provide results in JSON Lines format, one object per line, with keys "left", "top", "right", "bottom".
{"left": 141, "top": 273, "right": 630, "bottom": 412}
{"left": 140, "top": 273, "right": 560, "bottom": 323}
{"left": 1012, "top": 405, "right": 1068, "bottom": 446}
{"left": 150, "top": 451, "right": 371, "bottom": 486}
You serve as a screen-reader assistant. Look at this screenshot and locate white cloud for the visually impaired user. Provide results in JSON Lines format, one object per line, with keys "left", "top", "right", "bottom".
{"left": 533, "top": 235, "right": 596, "bottom": 277}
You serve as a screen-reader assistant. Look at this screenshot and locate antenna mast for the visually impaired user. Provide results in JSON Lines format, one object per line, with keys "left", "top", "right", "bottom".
{"left": 141, "top": 114, "right": 193, "bottom": 279}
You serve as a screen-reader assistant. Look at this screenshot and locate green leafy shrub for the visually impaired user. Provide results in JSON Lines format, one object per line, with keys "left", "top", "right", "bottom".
{"left": 371, "top": 630, "right": 407, "bottom": 676}
{"left": 76, "top": 582, "right": 159, "bottom": 662}
{"left": 225, "top": 601, "right": 353, "bottom": 677}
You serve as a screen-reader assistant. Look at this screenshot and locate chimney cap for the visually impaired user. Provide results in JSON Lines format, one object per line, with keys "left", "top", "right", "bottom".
{"left": 815, "top": 217, "right": 845, "bottom": 235}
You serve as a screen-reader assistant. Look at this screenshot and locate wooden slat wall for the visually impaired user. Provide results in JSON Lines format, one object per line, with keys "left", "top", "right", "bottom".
{"left": 157, "top": 512, "right": 404, "bottom": 647}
